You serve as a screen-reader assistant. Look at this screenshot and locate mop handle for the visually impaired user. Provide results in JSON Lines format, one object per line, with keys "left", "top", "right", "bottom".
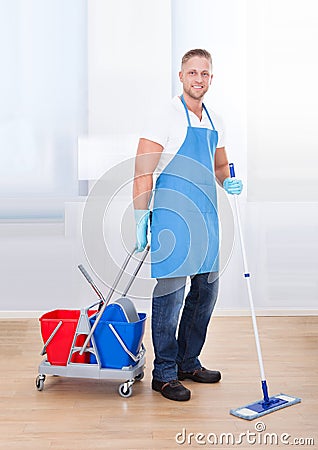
{"left": 78, "top": 264, "right": 105, "bottom": 301}
{"left": 230, "top": 163, "right": 267, "bottom": 383}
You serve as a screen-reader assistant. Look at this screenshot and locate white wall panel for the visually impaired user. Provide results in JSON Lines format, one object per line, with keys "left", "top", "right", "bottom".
{"left": 0, "top": 0, "right": 87, "bottom": 219}
{"left": 88, "top": 0, "right": 171, "bottom": 136}
{"left": 247, "top": 0, "right": 318, "bottom": 201}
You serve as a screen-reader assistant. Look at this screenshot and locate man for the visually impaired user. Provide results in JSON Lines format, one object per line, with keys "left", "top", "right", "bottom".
{"left": 133, "top": 49, "right": 243, "bottom": 401}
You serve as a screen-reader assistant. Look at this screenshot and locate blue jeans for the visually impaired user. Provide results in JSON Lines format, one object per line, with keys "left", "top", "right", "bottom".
{"left": 151, "top": 272, "right": 219, "bottom": 382}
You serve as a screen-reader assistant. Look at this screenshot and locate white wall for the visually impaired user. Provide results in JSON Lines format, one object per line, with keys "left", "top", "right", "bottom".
{"left": 1, "top": 0, "right": 317, "bottom": 316}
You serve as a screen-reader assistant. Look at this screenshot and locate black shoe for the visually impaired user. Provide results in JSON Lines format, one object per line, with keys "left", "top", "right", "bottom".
{"left": 152, "top": 379, "right": 191, "bottom": 401}
{"left": 178, "top": 367, "right": 221, "bottom": 383}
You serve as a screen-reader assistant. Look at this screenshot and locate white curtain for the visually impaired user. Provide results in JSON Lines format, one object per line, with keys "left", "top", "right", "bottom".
{"left": 0, "top": 0, "right": 87, "bottom": 219}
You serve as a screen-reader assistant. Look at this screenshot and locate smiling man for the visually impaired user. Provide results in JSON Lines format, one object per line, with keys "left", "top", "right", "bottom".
{"left": 133, "top": 49, "right": 243, "bottom": 401}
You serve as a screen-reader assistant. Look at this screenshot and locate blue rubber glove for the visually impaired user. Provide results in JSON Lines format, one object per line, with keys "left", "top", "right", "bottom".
{"left": 134, "top": 209, "right": 150, "bottom": 252}
{"left": 223, "top": 177, "right": 243, "bottom": 195}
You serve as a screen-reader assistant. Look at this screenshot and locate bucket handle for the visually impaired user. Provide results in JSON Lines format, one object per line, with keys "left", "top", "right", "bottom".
{"left": 108, "top": 323, "right": 145, "bottom": 363}
{"left": 40, "top": 320, "right": 63, "bottom": 356}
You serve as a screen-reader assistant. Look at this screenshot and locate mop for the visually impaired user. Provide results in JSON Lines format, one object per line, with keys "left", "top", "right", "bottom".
{"left": 228, "top": 163, "right": 301, "bottom": 420}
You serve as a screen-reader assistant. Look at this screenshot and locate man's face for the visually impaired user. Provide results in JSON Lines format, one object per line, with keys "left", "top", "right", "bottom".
{"left": 179, "top": 56, "right": 213, "bottom": 100}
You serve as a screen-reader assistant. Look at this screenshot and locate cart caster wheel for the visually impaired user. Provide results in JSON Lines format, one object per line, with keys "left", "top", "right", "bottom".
{"left": 118, "top": 383, "right": 133, "bottom": 398}
{"left": 135, "top": 372, "right": 144, "bottom": 381}
{"left": 36, "top": 374, "right": 46, "bottom": 391}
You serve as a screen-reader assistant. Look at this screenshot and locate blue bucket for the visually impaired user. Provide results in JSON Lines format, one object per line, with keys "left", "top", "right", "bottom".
{"left": 90, "top": 309, "right": 146, "bottom": 369}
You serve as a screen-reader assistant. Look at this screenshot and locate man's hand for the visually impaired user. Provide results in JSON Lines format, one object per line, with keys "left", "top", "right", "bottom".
{"left": 223, "top": 177, "right": 243, "bottom": 195}
{"left": 134, "top": 209, "right": 150, "bottom": 252}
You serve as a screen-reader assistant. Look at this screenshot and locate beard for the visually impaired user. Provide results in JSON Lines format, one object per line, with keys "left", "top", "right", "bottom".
{"left": 183, "top": 84, "right": 209, "bottom": 101}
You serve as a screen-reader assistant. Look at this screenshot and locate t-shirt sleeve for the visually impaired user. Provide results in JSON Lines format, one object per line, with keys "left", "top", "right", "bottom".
{"left": 140, "top": 102, "right": 171, "bottom": 148}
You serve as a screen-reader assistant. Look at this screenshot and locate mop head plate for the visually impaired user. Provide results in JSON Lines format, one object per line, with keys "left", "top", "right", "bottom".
{"left": 230, "top": 394, "right": 301, "bottom": 420}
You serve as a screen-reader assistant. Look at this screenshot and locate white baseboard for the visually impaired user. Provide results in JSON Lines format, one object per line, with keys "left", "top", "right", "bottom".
{"left": 0, "top": 309, "right": 317, "bottom": 318}
{"left": 213, "top": 309, "right": 318, "bottom": 317}
{"left": 0, "top": 311, "right": 45, "bottom": 319}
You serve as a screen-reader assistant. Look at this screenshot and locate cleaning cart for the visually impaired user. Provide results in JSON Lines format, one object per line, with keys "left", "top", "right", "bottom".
{"left": 36, "top": 247, "right": 148, "bottom": 398}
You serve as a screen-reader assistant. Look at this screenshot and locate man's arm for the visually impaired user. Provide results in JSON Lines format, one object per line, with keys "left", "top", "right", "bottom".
{"left": 214, "top": 146, "right": 230, "bottom": 185}
{"left": 133, "top": 138, "right": 163, "bottom": 210}
{"left": 215, "top": 146, "right": 243, "bottom": 195}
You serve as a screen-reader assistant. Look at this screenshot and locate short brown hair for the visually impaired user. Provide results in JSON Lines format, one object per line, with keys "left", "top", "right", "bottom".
{"left": 181, "top": 49, "right": 213, "bottom": 70}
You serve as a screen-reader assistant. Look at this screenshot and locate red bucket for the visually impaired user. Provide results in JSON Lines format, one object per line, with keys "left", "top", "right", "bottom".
{"left": 40, "top": 309, "right": 95, "bottom": 366}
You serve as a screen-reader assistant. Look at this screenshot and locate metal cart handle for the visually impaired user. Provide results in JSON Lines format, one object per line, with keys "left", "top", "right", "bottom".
{"left": 122, "top": 245, "right": 149, "bottom": 297}
{"left": 79, "top": 245, "right": 149, "bottom": 355}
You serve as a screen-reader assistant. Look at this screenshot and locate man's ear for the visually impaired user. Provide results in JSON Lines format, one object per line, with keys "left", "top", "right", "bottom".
{"left": 209, "top": 74, "right": 213, "bottom": 85}
{"left": 179, "top": 71, "right": 183, "bottom": 82}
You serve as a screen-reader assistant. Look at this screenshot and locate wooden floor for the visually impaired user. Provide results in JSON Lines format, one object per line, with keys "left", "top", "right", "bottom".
{"left": 1, "top": 316, "right": 317, "bottom": 449}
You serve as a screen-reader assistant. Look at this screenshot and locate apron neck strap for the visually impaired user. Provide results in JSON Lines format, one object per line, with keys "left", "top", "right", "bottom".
{"left": 202, "top": 103, "right": 216, "bottom": 130}
{"left": 180, "top": 95, "right": 215, "bottom": 130}
{"left": 180, "top": 95, "right": 192, "bottom": 126}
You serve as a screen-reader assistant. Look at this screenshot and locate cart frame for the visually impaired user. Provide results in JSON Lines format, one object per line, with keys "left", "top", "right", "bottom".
{"left": 36, "top": 247, "right": 148, "bottom": 398}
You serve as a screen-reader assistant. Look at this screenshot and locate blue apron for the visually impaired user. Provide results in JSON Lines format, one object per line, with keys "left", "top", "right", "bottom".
{"left": 150, "top": 95, "right": 219, "bottom": 278}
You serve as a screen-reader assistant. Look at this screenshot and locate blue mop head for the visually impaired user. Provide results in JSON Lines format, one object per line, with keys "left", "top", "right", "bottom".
{"left": 230, "top": 394, "right": 301, "bottom": 420}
